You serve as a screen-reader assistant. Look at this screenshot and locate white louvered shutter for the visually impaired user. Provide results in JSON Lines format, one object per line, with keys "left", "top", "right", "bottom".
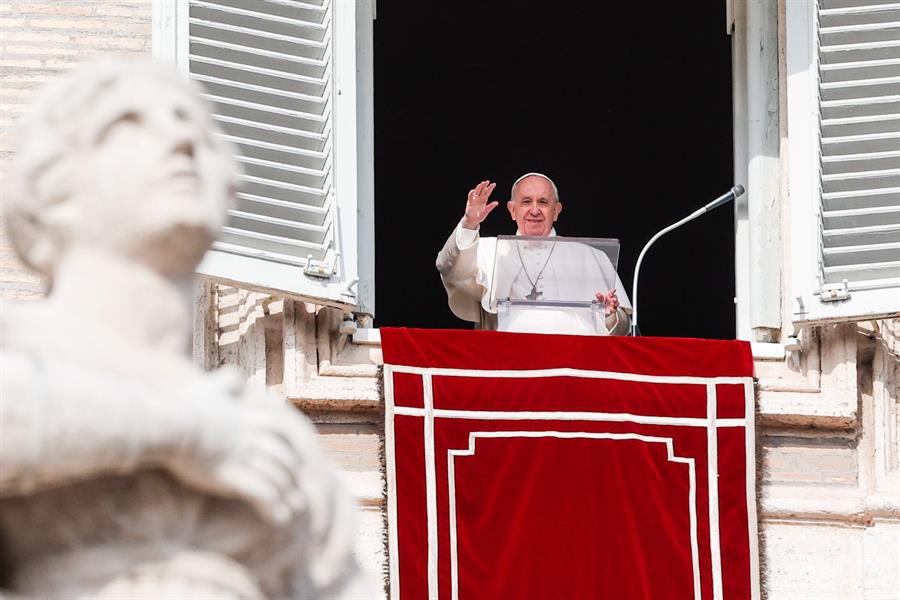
{"left": 153, "top": 0, "right": 374, "bottom": 312}
{"left": 789, "top": 0, "right": 900, "bottom": 323}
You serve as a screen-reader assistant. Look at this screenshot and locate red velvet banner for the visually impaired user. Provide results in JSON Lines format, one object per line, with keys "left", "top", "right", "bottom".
{"left": 383, "top": 328, "right": 759, "bottom": 600}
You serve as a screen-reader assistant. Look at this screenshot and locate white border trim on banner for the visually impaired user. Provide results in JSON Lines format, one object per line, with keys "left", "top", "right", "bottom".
{"left": 447, "top": 431, "right": 701, "bottom": 600}
{"left": 745, "top": 381, "right": 762, "bottom": 598}
{"left": 423, "top": 375, "right": 439, "bottom": 600}
{"left": 394, "top": 406, "right": 746, "bottom": 428}
{"left": 707, "top": 384, "right": 724, "bottom": 599}
{"left": 384, "top": 365, "right": 401, "bottom": 600}
{"left": 389, "top": 364, "right": 750, "bottom": 386}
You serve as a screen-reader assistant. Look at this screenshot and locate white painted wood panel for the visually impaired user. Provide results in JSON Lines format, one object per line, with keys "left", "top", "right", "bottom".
{"left": 789, "top": 0, "right": 900, "bottom": 323}
{"left": 154, "top": 0, "right": 374, "bottom": 312}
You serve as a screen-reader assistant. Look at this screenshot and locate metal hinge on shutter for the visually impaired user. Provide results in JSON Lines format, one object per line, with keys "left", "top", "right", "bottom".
{"left": 817, "top": 280, "right": 851, "bottom": 302}
{"left": 304, "top": 251, "right": 336, "bottom": 278}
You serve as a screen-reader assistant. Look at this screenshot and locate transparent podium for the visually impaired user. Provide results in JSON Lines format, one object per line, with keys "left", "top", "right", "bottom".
{"left": 489, "top": 236, "right": 623, "bottom": 336}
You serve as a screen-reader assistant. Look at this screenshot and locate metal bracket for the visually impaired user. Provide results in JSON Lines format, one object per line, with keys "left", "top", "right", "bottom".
{"left": 304, "top": 253, "right": 336, "bottom": 279}
{"left": 818, "top": 280, "right": 851, "bottom": 303}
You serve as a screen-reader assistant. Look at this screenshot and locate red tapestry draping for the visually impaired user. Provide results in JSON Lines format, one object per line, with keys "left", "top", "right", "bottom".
{"left": 382, "top": 328, "right": 759, "bottom": 600}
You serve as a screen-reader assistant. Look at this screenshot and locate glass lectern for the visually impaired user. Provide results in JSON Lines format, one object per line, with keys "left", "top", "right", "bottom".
{"left": 489, "top": 236, "right": 622, "bottom": 336}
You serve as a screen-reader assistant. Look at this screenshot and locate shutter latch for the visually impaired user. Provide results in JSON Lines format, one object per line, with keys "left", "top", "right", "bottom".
{"left": 304, "top": 253, "right": 336, "bottom": 279}
{"left": 818, "top": 280, "right": 851, "bottom": 303}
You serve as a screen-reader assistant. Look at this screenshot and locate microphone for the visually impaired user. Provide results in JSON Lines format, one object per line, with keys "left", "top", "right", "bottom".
{"left": 630, "top": 185, "right": 745, "bottom": 337}
{"left": 703, "top": 185, "right": 745, "bottom": 212}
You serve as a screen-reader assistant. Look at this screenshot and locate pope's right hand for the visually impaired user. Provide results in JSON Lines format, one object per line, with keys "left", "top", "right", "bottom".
{"left": 462, "top": 180, "right": 498, "bottom": 230}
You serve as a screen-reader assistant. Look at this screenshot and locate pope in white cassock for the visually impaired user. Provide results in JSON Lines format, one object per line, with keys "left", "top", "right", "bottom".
{"left": 436, "top": 173, "right": 632, "bottom": 335}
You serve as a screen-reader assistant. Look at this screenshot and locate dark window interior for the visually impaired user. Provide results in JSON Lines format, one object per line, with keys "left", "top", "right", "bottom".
{"left": 374, "top": 3, "right": 736, "bottom": 339}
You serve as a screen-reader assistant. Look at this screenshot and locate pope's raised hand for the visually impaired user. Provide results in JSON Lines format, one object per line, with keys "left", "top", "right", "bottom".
{"left": 462, "top": 180, "right": 498, "bottom": 230}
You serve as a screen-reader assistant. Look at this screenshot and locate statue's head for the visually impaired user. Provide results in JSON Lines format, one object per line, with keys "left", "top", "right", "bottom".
{"left": 5, "top": 59, "right": 239, "bottom": 280}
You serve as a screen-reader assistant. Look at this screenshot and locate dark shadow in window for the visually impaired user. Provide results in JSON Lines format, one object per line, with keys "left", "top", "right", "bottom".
{"left": 374, "top": 2, "right": 736, "bottom": 339}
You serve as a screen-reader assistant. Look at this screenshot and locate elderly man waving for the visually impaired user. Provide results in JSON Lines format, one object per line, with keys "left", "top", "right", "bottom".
{"left": 436, "top": 173, "right": 632, "bottom": 335}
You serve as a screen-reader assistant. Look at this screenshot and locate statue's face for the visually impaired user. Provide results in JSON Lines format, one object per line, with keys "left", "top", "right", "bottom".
{"left": 74, "top": 74, "right": 235, "bottom": 275}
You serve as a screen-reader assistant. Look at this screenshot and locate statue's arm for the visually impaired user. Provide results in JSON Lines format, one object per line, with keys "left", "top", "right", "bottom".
{"left": 0, "top": 349, "right": 348, "bottom": 530}
{"left": 0, "top": 350, "right": 203, "bottom": 496}
{"left": 435, "top": 224, "right": 484, "bottom": 323}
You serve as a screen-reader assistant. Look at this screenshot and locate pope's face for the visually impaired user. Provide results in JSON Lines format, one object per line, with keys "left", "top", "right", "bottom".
{"left": 507, "top": 175, "right": 562, "bottom": 237}
{"left": 74, "top": 74, "right": 236, "bottom": 274}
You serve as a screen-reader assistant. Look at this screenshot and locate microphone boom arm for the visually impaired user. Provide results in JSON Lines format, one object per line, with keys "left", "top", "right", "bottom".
{"left": 630, "top": 185, "right": 744, "bottom": 337}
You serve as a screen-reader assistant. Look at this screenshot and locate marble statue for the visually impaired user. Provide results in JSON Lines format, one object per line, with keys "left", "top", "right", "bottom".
{"left": 0, "top": 59, "right": 376, "bottom": 599}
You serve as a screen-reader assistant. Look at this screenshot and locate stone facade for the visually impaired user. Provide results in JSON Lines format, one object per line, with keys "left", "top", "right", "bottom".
{"left": 757, "top": 321, "right": 899, "bottom": 599}
{"left": 194, "top": 284, "right": 386, "bottom": 579}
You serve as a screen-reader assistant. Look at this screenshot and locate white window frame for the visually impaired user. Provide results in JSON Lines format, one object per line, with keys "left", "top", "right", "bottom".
{"left": 785, "top": 0, "right": 899, "bottom": 325}
{"left": 152, "top": 0, "right": 375, "bottom": 315}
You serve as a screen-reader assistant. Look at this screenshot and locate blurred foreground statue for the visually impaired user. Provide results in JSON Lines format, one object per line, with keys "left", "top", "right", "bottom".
{"left": 0, "top": 60, "right": 375, "bottom": 599}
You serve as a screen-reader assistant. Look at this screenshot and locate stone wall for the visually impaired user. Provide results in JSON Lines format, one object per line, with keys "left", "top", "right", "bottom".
{"left": 195, "top": 283, "right": 386, "bottom": 579}
{"left": 757, "top": 321, "right": 900, "bottom": 599}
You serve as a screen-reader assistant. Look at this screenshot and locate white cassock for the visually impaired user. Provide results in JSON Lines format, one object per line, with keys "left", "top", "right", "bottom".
{"left": 436, "top": 221, "right": 632, "bottom": 335}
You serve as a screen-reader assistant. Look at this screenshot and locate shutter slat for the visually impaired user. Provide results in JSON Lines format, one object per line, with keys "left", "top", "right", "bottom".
{"left": 211, "top": 241, "right": 320, "bottom": 267}
{"left": 236, "top": 153, "right": 330, "bottom": 175}
{"left": 236, "top": 192, "right": 328, "bottom": 218}
{"left": 821, "top": 3, "right": 900, "bottom": 17}
{"left": 821, "top": 168, "right": 900, "bottom": 194}
{"left": 192, "top": 0, "right": 327, "bottom": 30}
{"left": 239, "top": 161, "right": 329, "bottom": 192}
{"left": 191, "top": 72, "right": 328, "bottom": 114}
{"left": 822, "top": 148, "right": 900, "bottom": 161}
{"left": 212, "top": 0, "right": 326, "bottom": 12}
{"left": 821, "top": 185, "right": 900, "bottom": 199}
{"left": 189, "top": 36, "right": 328, "bottom": 69}
{"left": 242, "top": 172, "right": 329, "bottom": 198}
{"left": 189, "top": 18, "right": 329, "bottom": 49}
{"left": 822, "top": 260, "right": 900, "bottom": 283}
{"left": 823, "top": 222, "right": 900, "bottom": 246}
{"left": 819, "top": 58, "right": 900, "bottom": 86}
{"left": 822, "top": 204, "right": 900, "bottom": 228}
{"left": 822, "top": 166, "right": 900, "bottom": 182}
{"left": 189, "top": 54, "right": 326, "bottom": 86}
{"left": 228, "top": 209, "right": 328, "bottom": 236}
{"left": 820, "top": 21, "right": 900, "bottom": 35}
{"left": 206, "top": 93, "right": 326, "bottom": 123}
{"left": 821, "top": 130, "right": 900, "bottom": 144}
{"left": 236, "top": 191, "right": 328, "bottom": 215}
{"left": 823, "top": 241, "right": 900, "bottom": 266}
{"left": 817, "top": 0, "right": 900, "bottom": 288}
{"left": 820, "top": 38, "right": 900, "bottom": 51}
{"left": 821, "top": 111, "right": 900, "bottom": 125}
{"left": 820, "top": 131, "right": 900, "bottom": 156}
{"left": 821, "top": 93, "right": 900, "bottom": 108}
{"left": 211, "top": 113, "right": 328, "bottom": 141}
{"left": 222, "top": 134, "right": 328, "bottom": 161}
{"left": 820, "top": 74, "right": 900, "bottom": 89}
{"left": 217, "top": 227, "right": 330, "bottom": 257}
{"left": 220, "top": 227, "right": 328, "bottom": 251}
{"left": 237, "top": 152, "right": 331, "bottom": 176}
